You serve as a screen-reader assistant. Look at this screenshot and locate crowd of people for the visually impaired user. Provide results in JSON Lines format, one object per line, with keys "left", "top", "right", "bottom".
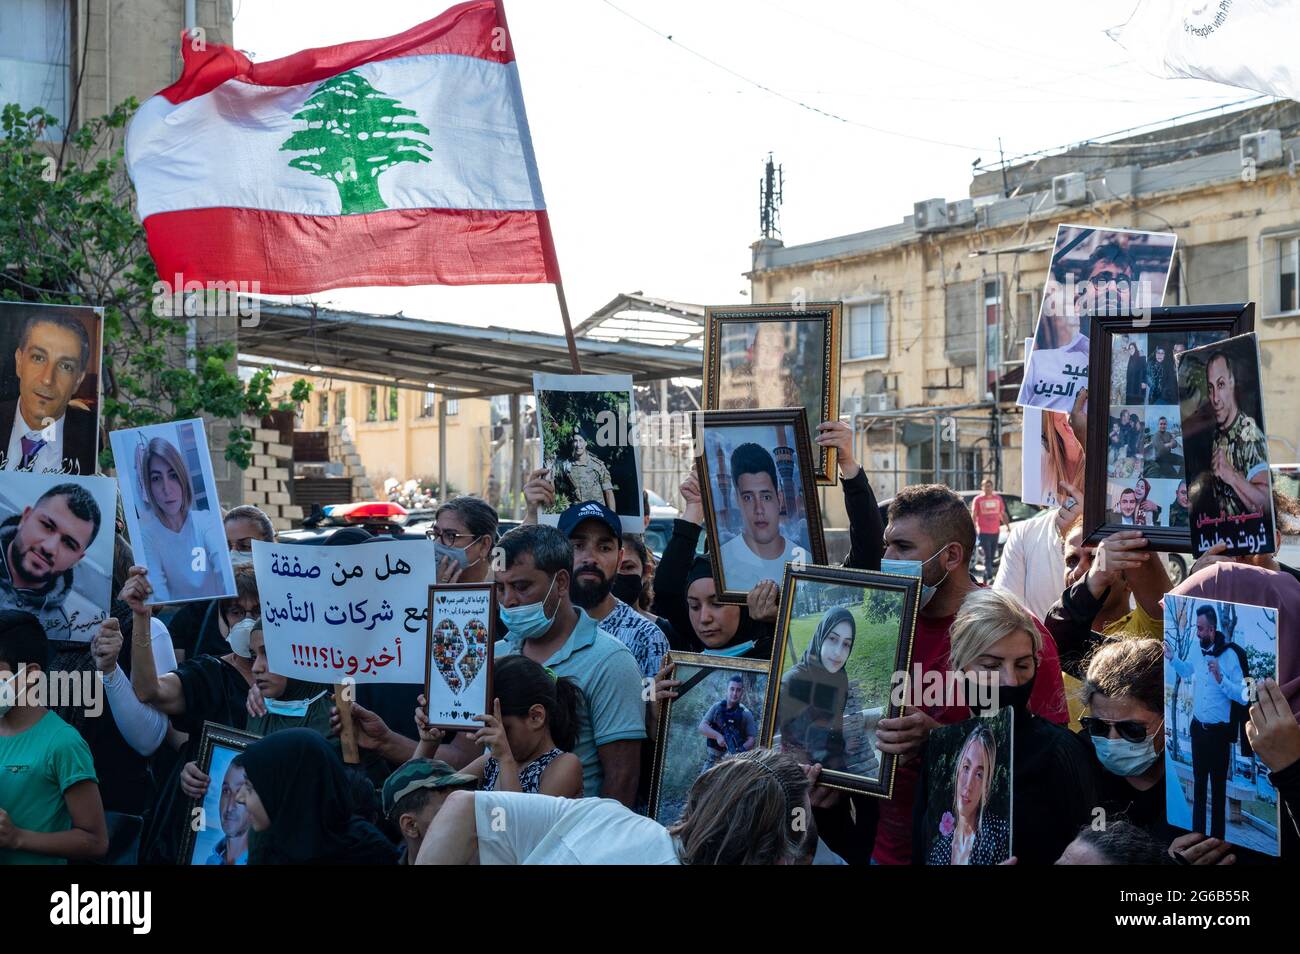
{"left": 1, "top": 408, "right": 1297, "bottom": 867}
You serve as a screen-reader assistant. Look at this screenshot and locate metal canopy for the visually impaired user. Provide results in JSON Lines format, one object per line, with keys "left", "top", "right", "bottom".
{"left": 573, "top": 292, "right": 707, "bottom": 347}
{"left": 237, "top": 301, "right": 704, "bottom": 398}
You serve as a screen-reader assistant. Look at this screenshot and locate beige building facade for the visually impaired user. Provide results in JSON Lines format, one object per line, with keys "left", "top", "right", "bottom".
{"left": 749, "top": 103, "right": 1300, "bottom": 527}
{"left": 280, "top": 375, "right": 494, "bottom": 501}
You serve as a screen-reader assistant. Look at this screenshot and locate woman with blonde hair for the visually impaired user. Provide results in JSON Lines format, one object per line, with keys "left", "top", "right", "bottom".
{"left": 913, "top": 588, "right": 1095, "bottom": 865}
{"left": 1040, "top": 410, "right": 1083, "bottom": 506}
{"left": 135, "top": 435, "right": 233, "bottom": 602}
{"left": 924, "top": 722, "right": 1009, "bottom": 865}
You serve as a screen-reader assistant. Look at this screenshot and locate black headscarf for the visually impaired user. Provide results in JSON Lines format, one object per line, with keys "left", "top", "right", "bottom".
{"left": 682, "top": 555, "right": 773, "bottom": 658}
{"left": 778, "top": 607, "right": 854, "bottom": 766}
{"left": 236, "top": 729, "right": 397, "bottom": 865}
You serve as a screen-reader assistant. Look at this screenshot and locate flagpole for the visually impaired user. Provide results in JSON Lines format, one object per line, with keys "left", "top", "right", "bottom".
{"left": 494, "top": 0, "right": 583, "bottom": 374}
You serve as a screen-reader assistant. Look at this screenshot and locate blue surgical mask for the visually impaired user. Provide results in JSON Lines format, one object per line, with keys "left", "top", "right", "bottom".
{"left": 1091, "top": 732, "right": 1161, "bottom": 777}
{"left": 500, "top": 574, "right": 559, "bottom": 640}
{"left": 435, "top": 541, "right": 471, "bottom": 570}
{"left": 702, "top": 640, "right": 756, "bottom": 658}
{"left": 229, "top": 550, "right": 254, "bottom": 567}
{"left": 263, "top": 690, "right": 328, "bottom": 718}
{"left": 881, "top": 548, "right": 950, "bottom": 610}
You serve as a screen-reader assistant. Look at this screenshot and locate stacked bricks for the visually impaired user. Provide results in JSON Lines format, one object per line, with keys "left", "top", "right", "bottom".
{"left": 328, "top": 423, "right": 377, "bottom": 501}
{"left": 240, "top": 418, "right": 304, "bottom": 532}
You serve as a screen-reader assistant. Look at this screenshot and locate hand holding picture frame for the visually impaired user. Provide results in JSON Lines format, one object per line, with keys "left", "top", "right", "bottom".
{"left": 760, "top": 564, "right": 920, "bottom": 797}
{"left": 425, "top": 582, "right": 496, "bottom": 731}
{"left": 177, "top": 722, "right": 260, "bottom": 867}
{"left": 703, "top": 302, "right": 841, "bottom": 484}
{"left": 694, "top": 407, "right": 827, "bottom": 603}
{"left": 648, "top": 652, "right": 770, "bottom": 826}
{"left": 1083, "top": 303, "right": 1254, "bottom": 552}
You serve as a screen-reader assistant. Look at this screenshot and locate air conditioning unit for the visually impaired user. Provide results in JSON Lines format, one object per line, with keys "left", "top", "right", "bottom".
{"left": 840, "top": 393, "right": 866, "bottom": 417}
{"left": 1241, "top": 129, "right": 1283, "bottom": 168}
{"left": 945, "top": 198, "right": 976, "bottom": 227}
{"left": 868, "top": 392, "right": 896, "bottom": 413}
{"left": 913, "top": 198, "right": 949, "bottom": 232}
{"left": 1052, "top": 172, "right": 1087, "bottom": 206}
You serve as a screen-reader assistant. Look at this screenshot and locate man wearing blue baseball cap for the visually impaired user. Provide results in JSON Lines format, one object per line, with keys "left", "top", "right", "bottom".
{"left": 557, "top": 501, "right": 668, "bottom": 682}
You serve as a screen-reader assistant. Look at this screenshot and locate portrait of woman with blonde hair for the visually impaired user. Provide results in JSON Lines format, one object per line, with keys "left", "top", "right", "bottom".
{"left": 924, "top": 721, "right": 1009, "bottom": 865}
{"left": 127, "top": 427, "right": 234, "bottom": 603}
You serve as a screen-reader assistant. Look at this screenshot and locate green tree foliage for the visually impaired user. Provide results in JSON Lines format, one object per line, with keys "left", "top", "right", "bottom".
{"left": 280, "top": 70, "right": 433, "bottom": 214}
{"left": 0, "top": 101, "right": 310, "bottom": 469}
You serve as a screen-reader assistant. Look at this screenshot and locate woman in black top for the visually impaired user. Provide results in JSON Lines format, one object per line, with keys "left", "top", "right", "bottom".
{"left": 915, "top": 588, "right": 1096, "bottom": 866}
{"left": 235, "top": 728, "right": 397, "bottom": 864}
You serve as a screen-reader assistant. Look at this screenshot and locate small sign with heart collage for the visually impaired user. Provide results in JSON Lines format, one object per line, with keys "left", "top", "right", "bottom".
{"left": 424, "top": 582, "right": 496, "bottom": 730}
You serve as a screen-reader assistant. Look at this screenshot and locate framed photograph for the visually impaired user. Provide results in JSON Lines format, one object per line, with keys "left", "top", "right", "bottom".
{"left": 648, "top": 652, "right": 770, "bottom": 826}
{"left": 533, "top": 372, "right": 644, "bottom": 528}
{"left": 1019, "top": 224, "right": 1177, "bottom": 411}
{"left": 1175, "top": 333, "right": 1275, "bottom": 556}
{"left": 1083, "top": 303, "right": 1255, "bottom": 552}
{"left": 425, "top": 582, "right": 496, "bottom": 731}
{"left": 919, "top": 709, "right": 1014, "bottom": 865}
{"left": 177, "top": 722, "right": 260, "bottom": 866}
{"left": 0, "top": 301, "right": 104, "bottom": 476}
{"left": 703, "top": 302, "right": 841, "bottom": 484}
{"left": 761, "top": 564, "right": 920, "bottom": 797}
{"left": 1163, "top": 594, "right": 1280, "bottom": 857}
{"left": 110, "top": 418, "right": 237, "bottom": 604}
{"left": 694, "top": 407, "right": 826, "bottom": 603}
{"left": 0, "top": 471, "right": 118, "bottom": 642}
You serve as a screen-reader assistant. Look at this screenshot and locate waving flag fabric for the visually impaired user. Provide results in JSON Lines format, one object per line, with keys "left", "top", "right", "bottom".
{"left": 126, "top": 0, "right": 558, "bottom": 293}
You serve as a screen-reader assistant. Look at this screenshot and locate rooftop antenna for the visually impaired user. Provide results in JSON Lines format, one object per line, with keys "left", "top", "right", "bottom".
{"left": 759, "top": 152, "right": 783, "bottom": 240}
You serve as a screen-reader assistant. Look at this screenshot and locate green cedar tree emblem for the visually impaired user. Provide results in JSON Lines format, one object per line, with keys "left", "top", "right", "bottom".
{"left": 280, "top": 69, "right": 433, "bottom": 214}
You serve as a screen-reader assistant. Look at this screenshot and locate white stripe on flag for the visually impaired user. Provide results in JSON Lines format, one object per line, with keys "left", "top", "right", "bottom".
{"left": 127, "top": 54, "right": 543, "bottom": 219}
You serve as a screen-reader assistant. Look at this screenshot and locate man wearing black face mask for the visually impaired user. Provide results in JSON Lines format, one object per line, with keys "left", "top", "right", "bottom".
{"left": 559, "top": 501, "right": 668, "bottom": 682}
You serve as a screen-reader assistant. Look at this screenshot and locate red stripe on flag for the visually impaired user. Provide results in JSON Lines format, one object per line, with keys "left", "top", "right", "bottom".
{"left": 162, "top": 0, "right": 510, "bottom": 104}
{"left": 144, "top": 206, "right": 557, "bottom": 293}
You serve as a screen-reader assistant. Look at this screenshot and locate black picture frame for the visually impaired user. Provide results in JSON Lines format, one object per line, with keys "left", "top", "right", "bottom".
{"left": 694, "top": 407, "right": 827, "bottom": 604}
{"left": 703, "top": 302, "right": 842, "bottom": 484}
{"left": 760, "top": 564, "right": 921, "bottom": 798}
{"left": 648, "top": 651, "right": 771, "bottom": 826}
{"left": 1084, "top": 302, "right": 1255, "bottom": 552}
{"left": 425, "top": 581, "right": 497, "bottom": 731}
{"left": 176, "top": 722, "right": 260, "bottom": 866}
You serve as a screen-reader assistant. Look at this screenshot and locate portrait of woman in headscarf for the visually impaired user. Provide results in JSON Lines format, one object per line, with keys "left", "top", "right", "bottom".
{"left": 776, "top": 605, "right": 855, "bottom": 772}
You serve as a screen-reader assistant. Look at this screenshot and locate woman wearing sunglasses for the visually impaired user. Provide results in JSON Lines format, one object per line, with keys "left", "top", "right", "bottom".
{"left": 1079, "top": 638, "right": 1235, "bottom": 865}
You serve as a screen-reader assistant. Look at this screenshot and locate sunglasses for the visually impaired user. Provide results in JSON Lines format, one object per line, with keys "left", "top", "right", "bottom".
{"left": 1079, "top": 716, "right": 1154, "bottom": 744}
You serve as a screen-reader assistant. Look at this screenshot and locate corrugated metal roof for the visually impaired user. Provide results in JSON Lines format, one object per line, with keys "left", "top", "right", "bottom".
{"left": 237, "top": 301, "right": 704, "bottom": 398}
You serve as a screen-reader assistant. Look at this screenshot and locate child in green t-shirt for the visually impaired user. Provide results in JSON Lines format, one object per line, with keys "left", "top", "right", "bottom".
{"left": 0, "top": 610, "right": 107, "bottom": 864}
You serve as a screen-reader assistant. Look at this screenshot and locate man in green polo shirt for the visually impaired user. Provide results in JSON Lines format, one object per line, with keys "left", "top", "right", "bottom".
{"left": 0, "top": 610, "right": 107, "bottom": 864}
{"left": 494, "top": 524, "right": 645, "bottom": 806}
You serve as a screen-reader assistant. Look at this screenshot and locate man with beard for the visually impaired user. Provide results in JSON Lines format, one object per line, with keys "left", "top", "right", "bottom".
{"left": 205, "top": 759, "right": 250, "bottom": 865}
{"left": 0, "top": 483, "right": 102, "bottom": 639}
{"left": 1165, "top": 605, "right": 1247, "bottom": 840}
{"left": 559, "top": 501, "right": 667, "bottom": 681}
{"left": 1201, "top": 350, "right": 1271, "bottom": 517}
{"left": 1169, "top": 480, "right": 1191, "bottom": 528}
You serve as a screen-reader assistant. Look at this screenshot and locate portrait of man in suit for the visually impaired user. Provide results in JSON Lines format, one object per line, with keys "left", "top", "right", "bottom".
{"left": 0, "top": 309, "right": 99, "bottom": 476}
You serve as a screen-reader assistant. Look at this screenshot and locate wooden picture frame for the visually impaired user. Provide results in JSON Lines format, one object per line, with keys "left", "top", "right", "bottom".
{"left": 703, "top": 302, "right": 841, "bottom": 484}
{"left": 1083, "top": 303, "right": 1255, "bottom": 552}
{"left": 425, "top": 581, "right": 497, "bottom": 731}
{"left": 694, "top": 407, "right": 827, "bottom": 604}
{"left": 761, "top": 564, "right": 920, "bottom": 798}
{"left": 177, "top": 722, "right": 260, "bottom": 866}
{"left": 648, "top": 652, "right": 771, "bottom": 826}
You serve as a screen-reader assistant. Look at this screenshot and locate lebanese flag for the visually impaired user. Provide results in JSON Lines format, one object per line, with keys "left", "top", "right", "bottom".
{"left": 126, "top": 1, "right": 558, "bottom": 294}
